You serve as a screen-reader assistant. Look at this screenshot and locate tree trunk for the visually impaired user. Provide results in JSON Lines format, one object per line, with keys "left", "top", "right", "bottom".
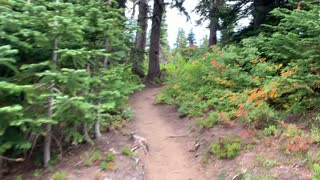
{"left": 44, "top": 96, "right": 53, "bottom": 168}
{"left": 147, "top": 0, "right": 164, "bottom": 80}
{"left": 136, "top": 0, "right": 148, "bottom": 50}
{"left": 83, "top": 124, "right": 94, "bottom": 145}
{"left": 103, "top": 38, "right": 109, "bottom": 68}
{"left": 94, "top": 103, "right": 102, "bottom": 139}
{"left": 44, "top": 0, "right": 59, "bottom": 167}
{"left": 253, "top": 0, "right": 275, "bottom": 27}
{"left": 208, "top": 17, "right": 219, "bottom": 47}
{"left": 132, "top": 0, "right": 149, "bottom": 77}
{"left": 44, "top": 36, "right": 58, "bottom": 168}
{"left": 44, "top": 37, "right": 58, "bottom": 168}
{"left": 94, "top": 119, "right": 102, "bottom": 139}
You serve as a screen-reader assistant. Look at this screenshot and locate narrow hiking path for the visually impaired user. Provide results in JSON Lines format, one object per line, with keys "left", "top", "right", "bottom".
{"left": 130, "top": 87, "right": 206, "bottom": 180}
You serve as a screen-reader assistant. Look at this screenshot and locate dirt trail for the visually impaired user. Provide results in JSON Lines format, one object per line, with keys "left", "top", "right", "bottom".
{"left": 130, "top": 87, "right": 206, "bottom": 180}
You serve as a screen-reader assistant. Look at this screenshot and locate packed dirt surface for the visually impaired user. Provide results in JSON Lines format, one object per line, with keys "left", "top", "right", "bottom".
{"left": 130, "top": 87, "right": 206, "bottom": 180}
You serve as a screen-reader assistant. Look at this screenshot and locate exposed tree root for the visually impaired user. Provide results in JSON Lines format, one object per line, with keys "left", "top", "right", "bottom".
{"left": 130, "top": 132, "right": 149, "bottom": 154}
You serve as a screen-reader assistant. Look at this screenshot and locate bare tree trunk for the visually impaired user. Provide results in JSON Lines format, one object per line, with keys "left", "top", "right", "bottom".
{"left": 94, "top": 118, "right": 102, "bottom": 139}
{"left": 94, "top": 102, "right": 102, "bottom": 139}
{"left": 132, "top": 0, "right": 149, "bottom": 77}
{"left": 136, "top": 0, "right": 148, "bottom": 51}
{"left": 83, "top": 124, "right": 94, "bottom": 145}
{"left": 208, "top": 17, "right": 218, "bottom": 47}
{"left": 147, "top": 0, "right": 164, "bottom": 80}
{"left": 253, "top": 0, "right": 276, "bottom": 28}
{"left": 94, "top": 39, "right": 109, "bottom": 139}
{"left": 44, "top": 96, "right": 53, "bottom": 168}
{"left": 44, "top": 0, "right": 59, "bottom": 168}
{"left": 103, "top": 39, "right": 109, "bottom": 68}
{"left": 208, "top": 0, "right": 220, "bottom": 47}
{"left": 44, "top": 37, "right": 58, "bottom": 168}
{"left": 253, "top": 0, "right": 266, "bottom": 27}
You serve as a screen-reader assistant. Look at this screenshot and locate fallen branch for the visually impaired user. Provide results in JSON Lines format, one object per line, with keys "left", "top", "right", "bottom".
{"left": 232, "top": 169, "right": 247, "bottom": 180}
{"left": 73, "top": 160, "right": 83, "bottom": 167}
{"left": 130, "top": 132, "right": 149, "bottom": 154}
{"left": 0, "top": 156, "right": 24, "bottom": 162}
{"left": 131, "top": 145, "right": 140, "bottom": 152}
{"left": 131, "top": 157, "right": 140, "bottom": 165}
{"left": 165, "top": 134, "right": 189, "bottom": 139}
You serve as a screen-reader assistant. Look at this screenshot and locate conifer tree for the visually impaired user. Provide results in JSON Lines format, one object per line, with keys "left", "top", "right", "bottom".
{"left": 160, "top": 11, "right": 170, "bottom": 62}
{"left": 147, "top": 0, "right": 187, "bottom": 80}
{"left": 132, "top": 0, "right": 149, "bottom": 77}
{"left": 147, "top": 0, "right": 164, "bottom": 80}
{"left": 174, "top": 28, "right": 188, "bottom": 49}
{"left": 0, "top": 0, "right": 142, "bottom": 171}
{"left": 187, "top": 29, "right": 196, "bottom": 47}
{"left": 199, "top": 35, "right": 209, "bottom": 48}
{"left": 195, "top": 0, "right": 220, "bottom": 46}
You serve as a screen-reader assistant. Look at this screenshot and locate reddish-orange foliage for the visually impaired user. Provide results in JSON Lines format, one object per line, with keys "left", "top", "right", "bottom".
{"left": 285, "top": 136, "right": 311, "bottom": 153}
{"left": 202, "top": 54, "right": 206, "bottom": 60}
{"left": 211, "top": 60, "right": 218, "bottom": 65}
{"left": 268, "top": 89, "right": 278, "bottom": 99}
{"left": 240, "top": 130, "right": 247, "bottom": 138}
{"left": 211, "top": 60, "right": 224, "bottom": 70}
{"left": 228, "top": 93, "right": 239, "bottom": 102}
{"left": 215, "top": 78, "right": 237, "bottom": 87}
{"left": 219, "top": 112, "right": 233, "bottom": 125}
{"left": 281, "top": 66, "right": 298, "bottom": 77}
{"left": 281, "top": 70, "right": 294, "bottom": 77}
{"left": 189, "top": 45, "right": 196, "bottom": 50}
{"left": 236, "top": 104, "right": 248, "bottom": 117}
{"left": 259, "top": 57, "right": 267, "bottom": 62}
{"left": 248, "top": 130, "right": 254, "bottom": 136}
{"left": 246, "top": 88, "right": 268, "bottom": 105}
{"left": 240, "top": 129, "right": 255, "bottom": 139}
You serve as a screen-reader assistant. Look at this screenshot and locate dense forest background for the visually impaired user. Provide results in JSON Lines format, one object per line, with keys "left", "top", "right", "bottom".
{"left": 0, "top": 0, "right": 319, "bottom": 178}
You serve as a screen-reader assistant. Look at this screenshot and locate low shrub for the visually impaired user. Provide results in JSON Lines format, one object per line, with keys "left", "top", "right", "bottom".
{"left": 209, "top": 136, "right": 242, "bottom": 159}
{"left": 158, "top": 4, "right": 320, "bottom": 131}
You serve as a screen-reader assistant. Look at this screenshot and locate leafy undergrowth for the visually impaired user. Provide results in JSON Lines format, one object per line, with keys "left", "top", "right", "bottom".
{"left": 157, "top": 3, "right": 320, "bottom": 179}
{"left": 191, "top": 120, "right": 320, "bottom": 179}
{"left": 4, "top": 128, "right": 144, "bottom": 180}
{"left": 209, "top": 135, "right": 242, "bottom": 159}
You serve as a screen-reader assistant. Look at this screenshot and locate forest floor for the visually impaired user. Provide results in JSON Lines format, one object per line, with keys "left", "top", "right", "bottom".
{"left": 5, "top": 87, "right": 313, "bottom": 180}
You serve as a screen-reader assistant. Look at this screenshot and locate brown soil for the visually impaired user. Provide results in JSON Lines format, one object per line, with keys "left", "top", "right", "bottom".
{"left": 130, "top": 87, "right": 207, "bottom": 180}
